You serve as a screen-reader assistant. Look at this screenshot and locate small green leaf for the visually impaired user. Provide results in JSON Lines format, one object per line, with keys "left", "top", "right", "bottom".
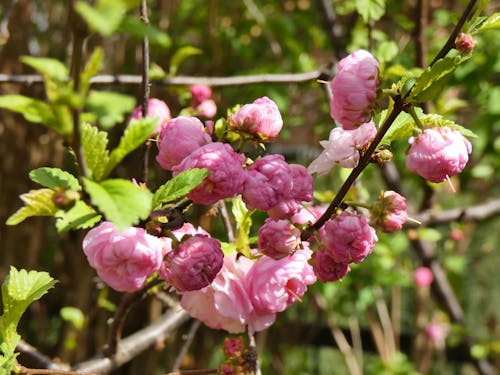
{"left": 119, "top": 17, "right": 171, "bottom": 48}
{"left": 55, "top": 201, "right": 102, "bottom": 233}
{"left": 86, "top": 90, "right": 136, "bottom": 129}
{"left": 232, "top": 196, "right": 253, "bottom": 259}
{"left": 152, "top": 168, "right": 210, "bottom": 208}
{"left": 75, "top": 0, "right": 127, "bottom": 36}
{"left": 83, "top": 178, "right": 153, "bottom": 229}
{"left": 6, "top": 189, "right": 58, "bottom": 225}
{"left": 418, "top": 227, "right": 442, "bottom": 242}
{"left": 169, "top": 46, "right": 202, "bottom": 75}
{"left": 419, "top": 114, "right": 477, "bottom": 138}
{"left": 60, "top": 307, "right": 85, "bottom": 330}
{"left": 355, "top": 0, "right": 385, "bottom": 23}
{"left": 81, "top": 123, "right": 110, "bottom": 181}
{"left": 474, "top": 12, "right": 500, "bottom": 33}
{"left": 411, "top": 56, "right": 462, "bottom": 102}
{"left": 20, "top": 56, "right": 68, "bottom": 82}
{"left": 79, "top": 48, "right": 104, "bottom": 99}
{"left": 29, "top": 167, "right": 81, "bottom": 191}
{"left": 380, "top": 107, "right": 423, "bottom": 145}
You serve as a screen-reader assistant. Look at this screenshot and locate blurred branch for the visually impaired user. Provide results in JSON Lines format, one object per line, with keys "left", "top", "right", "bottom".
{"left": 329, "top": 323, "right": 362, "bottom": 375}
{"left": 0, "top": 0, "right": 18, "bottom": 44}
{"left": 218, "top": 200, "right": 235, "bottom": 243}
{"left": 140, "top": 0, "right": 152, "bottom": 184}
{"left": 315, "top": 0, "right": 344, "bottom": 59}
{"left": 171, "top": 320, "right": 201, "bottom": 372}
{"left": 16, "top": 340, "right": 67, "bottom": 371}
{"left": 242, "top": 0, "right": 282, "bottom": 56}
{"left": 74, "top": 306, "right": 190, "bottom": 374}
{"left": 414, "top": 0, "right": 429, "bottom": 68}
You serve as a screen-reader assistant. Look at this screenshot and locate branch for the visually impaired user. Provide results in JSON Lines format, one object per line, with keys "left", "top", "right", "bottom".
{"left": 74, "top": 306, "right": 190, "bottom": 374}
{"left": 16, "top": 340, "right": 67, "bottom": 371}
{"left": 315, "top": 0, "right": 344, "bottom": 59}
{"left": 140, "top": 0, "right": 152, "bottom": 184}
{"left": 171, "top": 320, "right": 201, "bottom": 372}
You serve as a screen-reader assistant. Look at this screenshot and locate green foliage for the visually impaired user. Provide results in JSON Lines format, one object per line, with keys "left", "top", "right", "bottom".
{"left": 119, "top": 17, "right": 171, "bottom": 48}
{"left": 0, "top": 267, "right": 56, "bottom": 373}
{"left": 169, "top": 46, "right": 203, "bottom": 75}
{"left": 473, "top": 12, "right": 500, "bottom": 34}
{"left": 6, "top": 189, "right": 58, "bottom": 225}
{"left": 75, "top": 0, "right": 129, "bottom": 36}
{"left": 85, "top": 90, "right": 136, "bottom": 129}
{"left": 83, "top": 178, "right": 152, "bottom": 229}
{"left": 232, "top": 196, "right": 253, "bottom": 259}
{"left": 79, "top": 48, "right": 104, "bottom": 101}
{"left": 29, "top": 167, "right": 81, "bottom": 191}
{"left": 20, "top": 56, "right": 68, "bottom": 82}
{"left": 380, "top": 107, "right": 423, "bottom": 145}
{"left": 81, "top": 123, "right": 110, "bottom": 181}
{"left": 355, "top": 0, "right": 386, "bottom": 23}
{"left": 55, "top": 201, "right": 101, "bottom": 233}
{"left": 152, "top": 168, "right": 209, "bottom": 208}
{"left": 60, "top": 307, "right": 85, "bottom": 330}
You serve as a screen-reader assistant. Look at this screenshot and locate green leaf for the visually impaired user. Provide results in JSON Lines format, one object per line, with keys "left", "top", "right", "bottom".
{"left": 411, "top": 56, "right": 462, "bottom": 102}
{"left": 232, "top": 196, "right": 253, "bottom": 259}
{"left": 419, "top": 114, "right": 477, "bottom": 138}
{"left": 6, "top": 189, "right": 58, "bottom": 225}
{"left": 55, "top": 201, "right": 102, "bottom": 233}
{"left": 355, "top": 0, "right": 386, "bottom": 23}
{"left": 83, "top": 178, "right": 153, "bottom": 229}
{"left": 104, "top": 117, "right": 157, "bottom": 177}
{"left": 60, "top": 307, "right": 85, "bottom": 330}
{"left": 119, "top": 17, "right": 171, "bottom": 48}
{"left": 85, "top": 90, "right": 136, "bottom": 129}
{"left": 29, "top": 167, "right": 81, "bottom": 191}
{"left": 75, "top": 0, "right": 127, "bottom": 36}
{"left": 20, "top": 56, "right": 68, "bottom": 82}
{"left": 380, "top": 107, "right": 423, "bottom": 145}
{"left": 169, "top": 46, "right": 202, "bottom": 75}
{"left": 79, "top": 48, "right": 104, "bottom": 99}
{"left": 152, "top": 168, "right": 210, "bottom": 208}
{"left": 474, "top": 12, "right": 500, "bottom": 33}
{"left": 81, "top": 123, "right": 110, "bottom": 181}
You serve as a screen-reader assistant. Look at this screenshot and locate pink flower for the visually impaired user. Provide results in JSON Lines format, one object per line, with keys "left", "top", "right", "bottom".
{"left": 173, "top": 142, "right": 246, "bottom": 205}
{"left": 229, "top": 96, "right": 283, "bottom": 141}
{"left": 190, "top": 84, "right": 213, "bottom": 105}
{"left": 309, "top": 121, "right": 377, "bottom": 175}
{"left": 426, "top": 323, "right": 447, "bottom": 343}
{"left": 131, "top": 98, "right": 171, "bottom": 135}
{"left": 156, "top": 116, "right": 212, "bottom": 171}
{"left": 258, "top": 219, "right": 301, "bottom": 259}
{"left": 450, "top": 228, "right": 464, "bottom": 242}
{"left": 222, "top": 337, "right": 245, "bottom": 357}
{"left": 312, "top": 250, "right": 351, "bottom": 282}
{"left": 194, "top": 99, "right": 217, "bottom": 118}
{"left": 455, "top": 33, "right": 476, "bottom": 54}
{"left": 172, "top": 222, "right": 209, "bottom": 240}
{"left": 371, "top": 190, "right": 408, "bottom": 232}
{"left": 321, "top": 211, "right": 378, "bottom": 264}
{"left": 160, "top": 235, "right": 224, "bottom": 292}
{"left": 242, "top": 155, "right": 313, "bottom": 219}
{"left": 246, "top": 249, "right": 316, "bottom": 315}
{"left": 413, "top": 266, "right": 434, "bottom": 287}
{"left": 82, "top": 222, "right": 164, "bottom": 292}
{"left": 406, "top": 127, "right": 472, "bottom": 183}
{"left": 330, "top": 50, "right": 379, "bottom": 129}
{"left": 181, "top": 253, "right": 275, "bottom": 333}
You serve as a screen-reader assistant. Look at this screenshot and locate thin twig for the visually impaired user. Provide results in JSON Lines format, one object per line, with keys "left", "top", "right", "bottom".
{"left": 15, "top": 340, "right": 67, "bottom": 371}
{"left": 373, "top": 286, "right": 396, "bottom": 359}
{"left": 171, "top": 320, "right": 201, "bottom": 371}
{"left": 140, "top": 0, "right": 152, "bottom": 184}
{"left": 17, "top": 366, "right": 102, "bottom": 375}
{"left": 218, "top": 200, "right": 235, "bottom": 243}
{"left": 248, "top": 330, "right": 262, "bottom": 375}
{"left": 329, "top": 322, "right": 362, "bottom": 375}
{"left": 315, "top": 0, "right": 344, "bottom": 59}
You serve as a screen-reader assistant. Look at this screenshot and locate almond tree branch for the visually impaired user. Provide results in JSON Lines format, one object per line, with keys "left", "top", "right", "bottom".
{"left": 140, "top": 0, "right": 152, "bottom": 184}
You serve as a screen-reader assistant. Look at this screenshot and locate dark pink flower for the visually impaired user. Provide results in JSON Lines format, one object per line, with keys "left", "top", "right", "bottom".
{"left": 258, "top": 219, "right": 301, "bottom": 260}
{"left": 131, "top": 98, "right": 171, "bottom": 135}
{"left": 406, "top": 127, "right": 472, "bottom": 183}
{"left": 312, "top": 250, "right": 351, "bottom": 282}
{"left": 371, "top": 190, "right": 408, "bottom": 232}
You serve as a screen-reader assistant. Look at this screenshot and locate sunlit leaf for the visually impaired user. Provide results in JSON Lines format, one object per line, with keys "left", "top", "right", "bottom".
{"left": 119, "top": 17, "right": 171, "bottom": 48}
{"left": 232, "top": 196, "right": 253, "bottom": 259}
{"left": 20, "top": 56, "right": 68, "bottom": 82}
{"left": 169, "top": 46, "right": 202, "bottom": 75}
{"left": 86, "top": 90, "right": 136, "bottom": 129}
{"left": 6, "top": 189, "right": 58, "bottom": 225}
{"left": 75, "top": 0, "right": 127, "bottom": 36}
{"left": 29, "top": 167, "right": 81, "bottom": 191}
{"left": 355, "top": 0, "right": 385, "bottom": 23}
{"left": 55, "top": 201, "right": 101, "bottom": 233}
{"left": 81, "top": 123, "right": 110, "bottom": 181}
{"left": 152, "top": 168, "right": 209, "bottom": 208}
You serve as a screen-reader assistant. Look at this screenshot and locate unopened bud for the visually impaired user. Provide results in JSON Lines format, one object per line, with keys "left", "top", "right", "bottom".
{"left": 53, "top": 189, "right": 79, "bottom": 209}
{"left": 455, "top": 33, "right": 476, "bottom": 54}
{"left": 371, "top": 148, "right": 393, "bottom": 164}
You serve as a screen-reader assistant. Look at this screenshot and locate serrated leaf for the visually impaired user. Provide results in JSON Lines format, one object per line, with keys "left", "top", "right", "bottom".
{"left": 20, "top": 56, "right": 68, "bottom": 82}
{"left": 29, "top": 167, "right": 81, "bottom": 191}
{"left": 6, "top": 189, "right": 58, "bottom": 225}
{"left": 380, "top": 107, "right": 423, "bottom": 145}
{"left": 79, "top": 48, "right": 104, "bottom": 99}
{"left": 232, "top": 196, "right": 253, "bottom": 259}
{"left": 60, "top": 307, "right": 85, "bottom": 330}
{"left": 169, "top": 46, "right": 202, "bottom": 76}
{"left": 419, "top": 114, "right": 477, "bottom": 138}
{"left": 411, "top": 56, "right": 462, "bottom": 102}
{"left": 75, "top": 0, "right": 127, "bottom": 36}
{"left": 474, "top": 12, "right": 500, "bottom": 33}
{"left": 81, "top": 123, "right": 110, "bottom": 181}
{"left": 104, "top": 117, "right": 157, "bottom": 177}
{"left": 55, "top": 201, "right": 102, "bottom": 233}
{"left": 152, "top": 168, "right": 209, "bottom": 208}
{"left": 86, "top": 90, "right": 136, "bottom": 130}
{"left": 119, "top": 17, "right": 171, "bottom": 48}
{"left": 83, "top": 178, "right": 153, "bottom": 229}
{"left": 355, "top": 0, "right": 385, "bottom": 23}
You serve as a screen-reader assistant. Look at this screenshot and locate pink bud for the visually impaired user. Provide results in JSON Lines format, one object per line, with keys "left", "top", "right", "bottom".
{"left": 321, "top": 211, "right": 378, "bottom": 264}
{"left": 229, "top": 96, "right": 283, "bottom": 141}
{"left": 455, "top": 33, "right": 476, "bottom": 54}
{"left": 131, "top": 98, "right": 171, "bottom": 135}
{"left": 258, "top": 219, "right": 301, "bottom": 260}
{"left": 82, "top": 222, "right": 165, "bottom": 292}
{"left": 312, "top": 250, "right": 351, "bottom": 282}
{"left": 371, "top": 190, "right": 408, "bottom": 232}
{"left": 330, "top": 50, "right": 379, "bottom": 129}
{"left": 190, "top": 84, "right": 213, "bottom": 105}
{"left": 413, "top": 266, "right": 434, "bottom": 287}
{"left": 426, "top": 323, "right": 446, "bottom": 343}
{"left": 449, "top": 228, "right": 464, "bottom": 242}
{"left": 406, "top": 127, "right": 472, "bottom": 183}
{"left": 194, "top": 99, "right": 217, "bottom": 118}
{"left": 156, "top": 116, "right": 212, "bottom": 171}
{"left": 222, "top": 337, "right": 245, "bottom": 357}
{"left": 161, "top": 235, "right": 224, "bottom": 292}
{"left": 173, "top": 142, "right": 246, "bottom": 205}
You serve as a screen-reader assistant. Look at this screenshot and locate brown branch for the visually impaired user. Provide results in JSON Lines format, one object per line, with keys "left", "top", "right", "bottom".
{"left": 171, "top": 320, "right": 201, "bottom": 372}
{"left": 15, "top": 339, "right": 67, "bottom": 371}
{"left": 140, "top": 0, "right": 152, "bottom": 185}
{"left": 218, "top": 200, "right": 235, "bottom": 243}
{"left": 414, "top": 0, "right": 429, "bottom": 68}
{"left": 74, "top": 306, "right": 190, "bottom": 374}
{"left": 315, "top": 0, "right": 344, "bottom": 59}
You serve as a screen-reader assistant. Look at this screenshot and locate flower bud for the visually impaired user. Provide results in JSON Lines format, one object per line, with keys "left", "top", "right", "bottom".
{"left": 455, "top": 33, "right": 476, "bottom": 54}
{"left": 53, "top": 189, "right": 80, "bottom": 209}
{"left": 190, "top": 84, "right": 213, "bottom": 105}
{"left": 312, "top": 250, "right": 351, "bottom": 282}
{"left": 371, "top": 190, "right": 408, "bottom": 232}
{"left": 258, "top": 219, "right": 301, "bottom": 260}
{"left": 371, "top": 148, "right": 393, "bottom": 165}
{"left": 131, "top": 98, "right": 171, "bottom": 135}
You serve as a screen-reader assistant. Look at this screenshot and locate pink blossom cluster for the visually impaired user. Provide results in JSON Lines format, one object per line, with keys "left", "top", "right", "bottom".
{"left": 189, "top": 84, "right": 217, "bottom": 118}
{"left": 371, "top": 190, "right": 408, "bottom": 232}
{"left": 131, "top": 98, "right": 171, "bottom": 135}
{"left": 406, "top": 126, "right": 472, "bottom": 183}
{"left": 330, "top": 50, "right": 379, "bottom": 129}
{"left": 181, "top": 249, "right": 316, "bottom": 334}
{"left": 313, "top": 211, "right": 378, "bottom": 282}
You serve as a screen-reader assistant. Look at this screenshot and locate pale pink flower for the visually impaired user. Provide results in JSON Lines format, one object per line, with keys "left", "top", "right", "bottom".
{"left": 258, "top": 219, "right": 301, "bottom": 260}
{"left": 413, "top": 266, "right": 434, "bottom": 287}
{"left": 455, "top": 33, "right": 476, "bottom": 54}
{"left": 156, "top": 116, "right": 212, "bottom": 171}
{"left": 173, "top": 142, "right": 246, "bottom": 205}
{"left": 194, "top": 99, "right": 217, "bottom": 118}
{"left": 190, "top": 84, "right": 213, "bottom": 104}
{"left": 321, "top": 211, "right": 378, "bottom": 264}
{"left": 229, "top": 96, "right": 283, "bottom": 141}
{"left": 450, "top": 228, "right": 464, "bottom": 242}
{"left": 426, "top": 323, "right": 447, "bottom": 344}
{"left": 246, "top": 249, "right": 316, "bottom": 315}
{"left": 82, "top": 222, "right": 164, "bottom": 292}
{"left": 131, "top": 98, "right": 171, "bottom": 135}
{"left": 406, "top": 127, "right": 472, "bottom": 183}
{"left": 330, "top": 50, "right": 379, "bottom": 129}
{"left": 312, "top": 250, "right": 351, "bottom": 282}
{"left": 309, "top": 121, "right": 377, "bottom": 175}
{"left": 161, "top": 235, "right": 223, "bottom": 292}
{"left": 371, "top": 190, "right": 408, "bottom": 232}
{"left": 172, "top": 222, "right": 209, "bottom": 240}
